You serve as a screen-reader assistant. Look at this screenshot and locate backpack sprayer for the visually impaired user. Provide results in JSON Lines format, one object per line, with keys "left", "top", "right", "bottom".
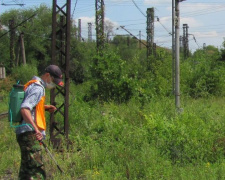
{"left": 8, "top": 83, "right": 34, "bottom": 129}
{"left": 8, "top": 84, "right": 24, "bottom": 124}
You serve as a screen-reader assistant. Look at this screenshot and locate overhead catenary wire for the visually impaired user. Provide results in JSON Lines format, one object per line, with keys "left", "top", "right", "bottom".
{"left": 155, "top": 16, "right": 172, "bottom": 35}
{"left": 0, "top": 13, "right": 37, "bottom": 39}
{"left": 131, "top": 0, "right": 146, "bottom": 17}
{"left": 1, "top": 0, "right": 24, "bottom": 6}
{"left": 72, "top": 0, "right": 78, "bottom": 18}
{"left": 182, "top": 6, "right": 225, "bottom": 18}
{"left": 188, "top": 34, "right": 200, "bottom": 49}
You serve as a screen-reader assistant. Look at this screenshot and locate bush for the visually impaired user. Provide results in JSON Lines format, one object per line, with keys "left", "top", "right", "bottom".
{"left": 11, "top": 64, "right": 38, "bottom": 84}
{"left": 0, "top": 76, "right": 15, "bottom": 92}
{"left": 87, "top": 51, "right": 134, "bottom": 103}
{"left": 181, "top": 50, "right": 225, "bottom": 98}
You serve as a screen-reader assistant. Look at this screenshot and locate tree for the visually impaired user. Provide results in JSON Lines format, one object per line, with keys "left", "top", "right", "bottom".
{"left": 220, "top": 38, "right": 225, "bottom": 61}
{"left": 111, "top": 35, "right": 140, "bottom": 60}
{"left": 0, "top": 5, "right": 52, "bottom": 73}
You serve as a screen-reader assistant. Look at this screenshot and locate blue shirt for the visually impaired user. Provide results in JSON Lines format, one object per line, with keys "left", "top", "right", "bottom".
{"left": 16, "top": 76, "right": 46, "bottom": 135}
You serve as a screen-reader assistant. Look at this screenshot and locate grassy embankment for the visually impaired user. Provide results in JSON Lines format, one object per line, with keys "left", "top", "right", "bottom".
{"left": 1, "top": 83, "right": 225, "bottom": 179}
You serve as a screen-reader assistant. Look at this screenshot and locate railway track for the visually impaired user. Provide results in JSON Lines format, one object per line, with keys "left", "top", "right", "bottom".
{"left": 0, "top": 112, "right": 8, "bottom": 120}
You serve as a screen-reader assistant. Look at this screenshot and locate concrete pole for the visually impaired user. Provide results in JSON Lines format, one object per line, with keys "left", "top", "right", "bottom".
{"left": 78, "top": 19, "right": 81, "bottom": 42}
{"left": 172, "top": 0, "right": 175, "bottom": 95}
{"left": 16, "top": 37, "right": 20, "bottom": 66}
{"left": 9, "top": 19, "right": 15, "bottom": 68}
{"left": 139, "top": 30, "right": 141, "bottom": 49}
{"left": 20, "top": 33, "right": 26, "bottom": 65}
{"left": 175, "top": 0, "right": 181, "bottom": 110}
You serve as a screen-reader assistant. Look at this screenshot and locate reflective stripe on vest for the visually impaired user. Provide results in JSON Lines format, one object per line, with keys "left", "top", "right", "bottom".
{"left": 24, "top": 80, "right": 46, "bottom": 130}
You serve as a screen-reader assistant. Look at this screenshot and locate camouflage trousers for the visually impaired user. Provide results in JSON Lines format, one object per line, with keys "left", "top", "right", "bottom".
{"left": 16, "top": 131, "right": 46, "bottom": 180}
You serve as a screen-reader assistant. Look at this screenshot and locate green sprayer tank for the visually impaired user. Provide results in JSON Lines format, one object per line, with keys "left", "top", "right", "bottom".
{"left": 8, "top": 84, "right": 24, "bottom": 123}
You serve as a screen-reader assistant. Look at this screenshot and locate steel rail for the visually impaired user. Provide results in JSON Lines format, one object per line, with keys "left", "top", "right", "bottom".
{"left": 0, "top": 112, "right": 8, "bottom": 120}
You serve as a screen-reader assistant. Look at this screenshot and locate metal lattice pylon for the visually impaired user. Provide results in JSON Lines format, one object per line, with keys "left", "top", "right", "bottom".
{"left": 183, "top": 24, "right": 189, "bottom": 59}
{"left": 51, "top": 0, "right": 71, "bottom": 148}
{"left": 88, "top": 22, "right": 92, "bottom": 42}
{"left": 95, "top": 0, "right": 105, "bottom": 54}
{"left": 146, "top": 8, "right": 154, "bottom": 58}
{"left": 78, "top": 19, "right": 81, "bottom": 42}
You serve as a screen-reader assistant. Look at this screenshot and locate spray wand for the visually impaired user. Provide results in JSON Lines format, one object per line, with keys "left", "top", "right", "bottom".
{"left": 39, "top": 140, "right": 64, "bottom": 173}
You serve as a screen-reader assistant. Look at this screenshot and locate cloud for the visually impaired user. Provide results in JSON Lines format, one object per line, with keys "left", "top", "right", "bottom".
{"left": 75, "top": 17, "right": 119, "bottom": 28}
{"left": 180, "top": 17, "right": 202, "bottom": 28}
{"left": 165, "top": 2, "right": 224, "bottom": 14}
{"left": 154, "top": 16, "right": 202, "bottom": 29}
{"left": 75, "top": 16, "right": 95, "bottom": 27}
{"left": 181, "top": 3, "right": 221, "bottom": 13}
{"left": 74, "top": 16, "right": 119, "bottom": 39}
{"left": 194, "top": 31, "right": 219, "bottom": 38}
{"left": 191, "top": 31, "right": 224, "bottom": 49}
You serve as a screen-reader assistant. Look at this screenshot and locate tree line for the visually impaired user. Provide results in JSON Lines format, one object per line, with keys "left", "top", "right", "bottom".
{"left": 1, "top": 5, "right": 225, "bottom": 103}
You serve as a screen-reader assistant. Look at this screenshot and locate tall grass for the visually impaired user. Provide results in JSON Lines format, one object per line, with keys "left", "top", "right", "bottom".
{"left": 1, "top": 84, "right": 225, "bottom": 179}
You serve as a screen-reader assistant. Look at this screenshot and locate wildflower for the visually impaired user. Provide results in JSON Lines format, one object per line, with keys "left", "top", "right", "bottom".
{"left": 206, "top": 162, "right": 210, "bottom": 168}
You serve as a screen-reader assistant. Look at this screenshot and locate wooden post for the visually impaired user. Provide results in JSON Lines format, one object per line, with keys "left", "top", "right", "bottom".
{"left": 20, "top": 33, "right": 26, "bottom": 65}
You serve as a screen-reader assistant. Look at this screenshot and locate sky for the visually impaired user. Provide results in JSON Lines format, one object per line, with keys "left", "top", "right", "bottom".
{"left": 1, "top": 0, "right": 225, "bottom": 52}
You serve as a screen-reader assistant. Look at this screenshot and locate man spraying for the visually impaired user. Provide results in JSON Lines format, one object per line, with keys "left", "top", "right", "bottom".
{"left": 16, "top": 65, "right": 63, "bottom": 180}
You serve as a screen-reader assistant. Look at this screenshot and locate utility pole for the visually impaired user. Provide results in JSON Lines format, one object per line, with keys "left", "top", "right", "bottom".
{"left": 15, "top": 32, "right": 27, "bottom": 66}
{"left": 153, "top": 43, "right": 156, "bottom": 57}
{"left": 203, "top": 43, "right": 206, "bottom": 49}
{"left": 183, "top": 24, "right": 189, "bottom": 59}
{"left": 78, "top": 19, "right": 81, "bottom": 42}
{"left": 139, "top": 30, "right": 141, "bottom": 49}
{"left": 146, "top": 8, "right": 154, "bottom": 58}
{"left": 174, "top": 0, "right": 185, "bottom": 111}
{"left": 95, "top": 0, "right": 105, "bottom": 55}
{"left": 20, "top": 32, "right": 26, "bottom": 65}
{"left": 74, "top": 24, "right": 77, "bottom": 39}
{"left": 172, "top": 0, "right": 175, "bottom": 95}
{"left": 179, "top": 35, "right": 183, "bottom": 52}
{"left": 88, "top": 22, "right": 92, "bottom": 42}
{"left": 9, "top": 19, "right": 15, "bottom": 68}
{"left": 51, "top": 0, "right": 71, "bottom": 148}
{"left": 127, "top": 36, "right": 130, "bottom": 47}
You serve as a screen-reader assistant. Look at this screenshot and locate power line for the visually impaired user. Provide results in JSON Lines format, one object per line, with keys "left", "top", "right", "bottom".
{"left": 72, "top": 0, "right": 78, "bottom": 18}
{"left": 0, "top": 13, "right": 36, "bottom": 39}
{"left": 155, "top": 17, "right": 172, "bottom": 35}
{"left": 131, "top": 0, "right": 146, "bottom": 17}
{"left": 188, "top": 35, "right": 200, "bottom": 49}
{"left": 181, "top": 5, "right": 225, "bottom": 17}
{"left": 1, "top": 0, "right": 25, "bottom": 6}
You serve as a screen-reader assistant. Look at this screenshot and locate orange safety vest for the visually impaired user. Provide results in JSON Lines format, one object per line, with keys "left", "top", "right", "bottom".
{"left": 24, "top": 80, "right": 46, "bottom": 130}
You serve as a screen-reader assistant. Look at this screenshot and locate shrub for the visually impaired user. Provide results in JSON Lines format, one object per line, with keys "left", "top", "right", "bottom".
{"left": 181, "top": 50, "right": 225, "bottom": 98}
{"left": 11, "top": 64, "right": 38, "bottom": 84}
{"left": 87, "top": 51, "right": 134, "bottom": 103}
{"left": 0, "top": 76, "right": 15, "bottom": 92}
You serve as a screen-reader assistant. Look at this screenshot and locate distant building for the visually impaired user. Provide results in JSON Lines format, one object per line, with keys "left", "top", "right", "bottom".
{"left": 0, "top": 64, "right": 6, "bottom": 79}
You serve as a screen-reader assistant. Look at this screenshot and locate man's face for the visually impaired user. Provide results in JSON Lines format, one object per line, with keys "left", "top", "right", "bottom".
{"left": 45, "top": 73, "right": 56, "bottom": 89}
